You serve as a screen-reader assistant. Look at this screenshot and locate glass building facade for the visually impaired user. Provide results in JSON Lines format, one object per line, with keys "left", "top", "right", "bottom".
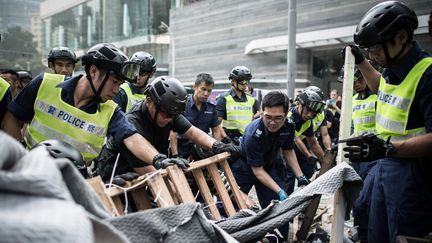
{"left": 41, "top": 0, "right": 170, "bottom": 73}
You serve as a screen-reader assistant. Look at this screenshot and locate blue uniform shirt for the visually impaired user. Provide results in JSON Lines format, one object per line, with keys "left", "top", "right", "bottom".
{"left": 183, "top": 95, "right": 219, "bottom": 134}
{"left": 382, "top": 41, "right": 432, "bottom": 132}
{"left": 215, "top": 87, "right": 260, "bottom": 119}
{"left": 8, "top": 72, "right": 137, "bottom": 144}
{"left": 289, "top": 107, "right": 314, "bottom": 137}
{"left": 240, "top": 117, "right": 295, "bottom": 169}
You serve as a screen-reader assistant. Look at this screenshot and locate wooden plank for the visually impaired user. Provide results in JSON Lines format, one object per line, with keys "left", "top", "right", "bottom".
{"left": 331, "top": 46, "right": 355, "bottom": 243}
{"left": 86, "top": 176, "right": 120, "bottom": 216}
{"left": 130, "top": 189, "right": 153, "bottom": 210}
{"left": 111, "top": 196, "right": 125, "bottom": 216}
{"left": 297, "top": 149, "right": 337, "bottom": 240}
{"left": 207, "top": 163, "right": 236, "bottom": 217}
{"left": 164, "top": 177, "right": 180, "bottom": 204}
{"left": 185, "top": 152, "right": 231, "bottom": 171}
{"left": 219, "top": 159, "right": 248, "bottom": 209}
{"left": 145, "top": 172, "right": 175, "bottom": 207}
{"left": 192, "top": 169, "right": 222, "bottom": 220}
{"left": 166, "top": 165, "right": 196, "bottom": 203}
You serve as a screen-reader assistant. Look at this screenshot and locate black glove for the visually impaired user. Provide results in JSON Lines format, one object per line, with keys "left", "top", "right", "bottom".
{"left": 152, "top": 154, "right": 190, "bottom": 170}
{"left": 342, "top": 45, "right": 365, "bottom": 64}
{"left": 221, "top": 136, "right": 233, "bottom": 144}
{"left": 297, "top": 175, "right": 310, "bottom": 187}
{"left": 339, "top": 133, "right": 396, "bottom": 163}
{"left": 119, "top": 172, "right": 139, "bottom": 181}
{"left": 212, "top": 141, "right": 240, "bottom": 157}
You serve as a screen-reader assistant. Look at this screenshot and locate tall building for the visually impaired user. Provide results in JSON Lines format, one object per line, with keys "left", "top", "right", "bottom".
{"left": 169, "top": 0, "right": 432, "bottom": 93}
{"left": 40, "top": 0, "right": 171, "bottom": 74}
{"left": 0, "top": 0, "right": 42, "bottom": 33}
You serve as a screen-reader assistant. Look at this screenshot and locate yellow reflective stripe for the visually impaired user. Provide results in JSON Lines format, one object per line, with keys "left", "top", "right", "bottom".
{"left": 352, "top": 116, "right": 375, "bottom": 126}
{"left": 390, "top": 128, "right": 426, "bottom": 142}
{"left": 35, "top": 100, "right": 107, "bottom": 137}
{"left": 26, "top": 119, "right": 101, "bottom": 156}
{"left": 376, "top": 113, "right": 405, "bottom": 134}
{"left": 377, "top": 90, "right": 411, "bottom": 110}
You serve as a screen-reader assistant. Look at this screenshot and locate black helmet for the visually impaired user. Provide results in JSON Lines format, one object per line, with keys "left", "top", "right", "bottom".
{"left": 229, "top": 66, "right": 252, "bottom": 81}
{"left": 47, "top": 47, "right": 78, "bottom": 64}
{"left": 337, "top": 65, "right": 363, "bottom": 83}
{"left": 296, "top": 90, "right": 325, "bottom": 113}
{"left": 130, "top": 51, "right": 157, "bottom": 73}
{"left": 304, "top": 86, "right": 324, "bottom": 99}
{"left": 81, "top": 43, "right": 140, "bottom": 82}
{"left": 35, "top": 140, "right": 88, "bottom": 178}
{"left": 354, "top": 1, "right": 418, "bottom": 48}
{"left": 145, "top": 76, "right": 187, "bottom": 115}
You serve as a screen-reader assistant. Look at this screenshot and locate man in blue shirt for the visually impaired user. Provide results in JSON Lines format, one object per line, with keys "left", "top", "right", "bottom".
{"left": 344, "top": 2, "right": 432, "bottom": 241}
{"left": 47, "top": 47, "right": 77, "bottom": 77}
{"left": 174, "top": 73, "right": 227, "bottom": 158}
{"left": 2, "top": 43, "right": 188, "bottom": 173}
{"left": 231, "top": 91, "right": 309, "bottom": 240}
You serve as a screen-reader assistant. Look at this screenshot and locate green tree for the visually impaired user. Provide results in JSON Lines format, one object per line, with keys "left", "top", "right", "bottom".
{"left": 0, "top": 26, "right": 45, "bottom": 76}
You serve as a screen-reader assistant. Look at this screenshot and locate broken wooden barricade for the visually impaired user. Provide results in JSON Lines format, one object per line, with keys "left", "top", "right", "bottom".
{"left": 87, "top": 152, "right": 248, "bottom": 220}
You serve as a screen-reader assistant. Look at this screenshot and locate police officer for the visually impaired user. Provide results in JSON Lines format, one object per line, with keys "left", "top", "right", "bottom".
{"left": 285, "top": 90, "right": 325, "bottom": 194}
{"left": 293, "top": 86, "right": 332, "bottom": 179}
{"left": 0, "top": 76, "right": 12, "bottom": 126}
{"left": 174, "top": 73, "right": 228, "bottom": 159}
{"left": 114, "top": 51, "right": 156, "bottom": 112}
{"left": 2, "top": 43, "right": 187, "bottom": 172}
{"left": 97, "top": 76, "right": 240, "bottom": 181}
{"left": 343, "top": 1, "right": 432, "bottom": 241}
{"left": 216, "top": 66, "right": 260, "bottom": 145}
{"left": 231, "top": 91, "right": 307, "bottom": 240}
{"left": 47, "top": 46, "right": 77, "bottom": 77}
{"left": 17, "top": 71, "right": 32, "bottom": 92}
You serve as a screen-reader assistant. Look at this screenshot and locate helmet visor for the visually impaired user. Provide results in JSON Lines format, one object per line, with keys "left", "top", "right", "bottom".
{"left": 307, "top": 101, "right": 325, "bottom": 113}
{"left": 120, "top": 61, "right": 140, "bottom": 83}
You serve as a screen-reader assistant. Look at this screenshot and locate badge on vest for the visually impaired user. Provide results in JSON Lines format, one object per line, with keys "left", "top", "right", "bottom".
{"left": 254, "top": 129, "right": 262, "bottom": 138}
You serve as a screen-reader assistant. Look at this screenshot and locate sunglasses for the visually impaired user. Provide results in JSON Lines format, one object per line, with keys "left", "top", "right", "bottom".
{"left": 364, "top": 44, "right": 383, "bottom": 53}
{"left": 237, "top": 80, "right": 250, "bottom": 85}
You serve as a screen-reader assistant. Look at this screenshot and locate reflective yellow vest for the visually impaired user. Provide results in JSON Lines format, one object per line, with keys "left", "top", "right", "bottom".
{"left": 351, "top": 93, "right": 377, "bottom": 136}
{"left": 25, "top": 73, "right": 117, "bottom": 164}
{"left": 121, "top": 82, "right": 145, "bottom": 112}
{"left": 376, "top": 57, "right": 432, "bottom": 140}
{"left": 0, "top": 77, "right": 10, "bottom": 101}
{"left": 223, "top": 93, "right": 255, "bottom": 134}
{"left": 287, "top": 110, "right": 312, "bottom": 138}
{"left": 312, "top": 111, "right": 325, "bottom": 134}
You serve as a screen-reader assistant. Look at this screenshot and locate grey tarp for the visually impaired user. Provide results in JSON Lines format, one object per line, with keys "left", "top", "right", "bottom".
{"left": 216, "top": 161, "right": 362, "bottom": 242}
{"left": 0, "top": 131, "right": 235, "bottom": 243}
{"left": 0, "top": 130, "right": 362, "bottom": 242}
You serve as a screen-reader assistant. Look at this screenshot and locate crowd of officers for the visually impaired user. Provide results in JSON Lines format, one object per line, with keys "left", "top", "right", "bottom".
{"left": 0, "top": 1, "right": 431, "bottom": 242}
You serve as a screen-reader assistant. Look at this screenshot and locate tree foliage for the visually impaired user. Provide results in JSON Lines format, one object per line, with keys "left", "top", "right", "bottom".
{"left": 0, "top": 26, "right": 46, "bottom": 76}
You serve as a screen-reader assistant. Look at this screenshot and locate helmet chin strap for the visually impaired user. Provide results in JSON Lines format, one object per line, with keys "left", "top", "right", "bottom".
{"left": 382, "top": 41, "right": 408, "bottom": 67}
{"left": 86, "top": 70, "right": 110, "bottom": 104}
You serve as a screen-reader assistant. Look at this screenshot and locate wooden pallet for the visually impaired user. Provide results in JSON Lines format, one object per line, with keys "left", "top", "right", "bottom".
{"left": 87, "top": 152, "right": 248, "bottom": 220}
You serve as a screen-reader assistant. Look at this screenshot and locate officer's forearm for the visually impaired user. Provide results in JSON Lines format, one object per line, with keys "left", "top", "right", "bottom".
{"left": 282, "top": 149, "right": 303, "bottom": 177}
{"left": 185, "top": 126, "right": 216, "bottom": 150}
{"left": 2, "top": 111, "right": 23, "bottom": 141}
{"left": 357, "top": 60, "right": 381, "bottom": 93}
{"left": 294, "top": 137, "right": 312, "bottom": 158}
{"left": 251, "top": 166, "right": 282, "bottom": 193}
{"left": 308, "top": 137, "right": 325, "bottom": 162}
{"left": 391, "top": 133, "right": 432, "bottom": 158}
{"left": 124, "top": 133, "right": 159, "bottom": 165}
{"left": 320, "top": 126, "right": 332, "bottom": 150}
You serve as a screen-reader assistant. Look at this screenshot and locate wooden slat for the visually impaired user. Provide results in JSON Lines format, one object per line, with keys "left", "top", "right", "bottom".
{"left": 145, "top": 171, "right": 175, "bottom": 207}
{"left": 130, "top": 189, "right": 153, "bottom": 210}
{"left": 166, "top": 165, "right": 196, "bottom": 203}
{"left": 111, "top": 196, "right": 125, "bottom": 215}
{"left": 297, "top": 149, "right": 337, "bottom": 240}
{"left": 185, "top": 152, "right": 231, "bottom": 171}
{"left": 219, "top": 159, "right": 248, "bottom": 209}
{"left": 86, "top": 176, "right": 120, "bottom": 216}
{"left": 207, "top": 163, "right": 236, "bottom": 217}
{"left": 192, "top": 169, "right": 222, "bottom": 220}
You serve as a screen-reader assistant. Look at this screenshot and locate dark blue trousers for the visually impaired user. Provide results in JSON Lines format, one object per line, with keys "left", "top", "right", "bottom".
{"left": 231, "top": 158, "right": 291, "bottom": 238}
{"left": 352, "top": 161, "right": 377, "bottom": 243}
{"left": 368, "top": 158, "right": 432, "bottom": 243}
